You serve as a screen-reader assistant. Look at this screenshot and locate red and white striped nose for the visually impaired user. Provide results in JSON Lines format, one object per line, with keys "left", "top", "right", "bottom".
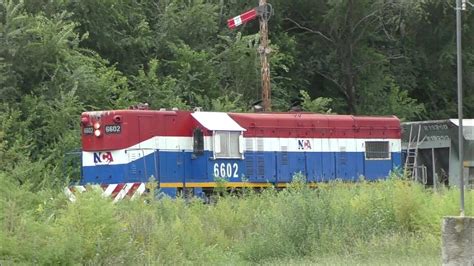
{"left": 64, "top": 182, "right": 146, "bottom": 202}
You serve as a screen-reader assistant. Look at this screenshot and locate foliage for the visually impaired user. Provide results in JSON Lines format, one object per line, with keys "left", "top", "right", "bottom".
{"left": 0, "top": 2, "right": 473, "bottom": 263}
{"left": 299, "top": 90, "right": 333, "bottom": 113}
{"left": 129, "top": 59, "right": 188, "bottom": 110}
{"left": 210, "top": 93, "right": 246, "bottom": 112}
{"left": 1, "top": 175, "right": 472, "bottom": 264}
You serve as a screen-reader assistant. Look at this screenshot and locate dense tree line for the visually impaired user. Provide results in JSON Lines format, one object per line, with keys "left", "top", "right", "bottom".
{"left": 0, "top": 0, "right": 473, "bottom": 187}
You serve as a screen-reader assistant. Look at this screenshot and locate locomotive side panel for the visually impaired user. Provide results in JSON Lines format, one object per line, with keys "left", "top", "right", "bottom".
{"left": 77, "top": 110, "right": 402, "bottom": 198}
{"left": 230, "top": 113, "right": 401, "bottom": 182}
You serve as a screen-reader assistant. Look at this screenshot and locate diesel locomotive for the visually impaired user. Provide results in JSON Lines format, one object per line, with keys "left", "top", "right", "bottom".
{"left": 66, "top": 108, "right": 402, "bottom": 201}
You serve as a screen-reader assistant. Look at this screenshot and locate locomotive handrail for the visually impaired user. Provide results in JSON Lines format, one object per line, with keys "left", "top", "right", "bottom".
{"left": 125, "top": 148, "right": 159, "bottom": 186}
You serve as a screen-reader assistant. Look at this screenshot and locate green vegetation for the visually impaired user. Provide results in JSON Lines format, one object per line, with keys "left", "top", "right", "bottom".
{"left": 1, "top": 173, "right": 472, "bottom": 264}
{"left": 1, "top": 0, "right": 473, "bottom": 186}
{"left": 1, "top": 1, "right": 473, "bottom": 264}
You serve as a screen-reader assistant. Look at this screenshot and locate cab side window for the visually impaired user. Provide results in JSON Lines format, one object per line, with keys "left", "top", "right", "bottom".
{"left": 193, "top": 128, "right": 204, "bottom": 155}
{"left": 214, "top": 131, "right": 243, "bottom": 159}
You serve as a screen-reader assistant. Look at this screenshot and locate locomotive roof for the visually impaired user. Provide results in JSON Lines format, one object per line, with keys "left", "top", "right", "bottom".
{"left": 81, "top": 109, "right": 401, "bottom": 151}
{"left": 229, "top": 112, "right": 400, "bottom": 129}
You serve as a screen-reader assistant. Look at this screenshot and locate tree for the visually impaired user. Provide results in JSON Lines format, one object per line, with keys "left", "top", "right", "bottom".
{"left": 299, "top": 90, "right": 333, "bottom": 113}
{"left": 273, "top": 0, "right": 425, "bottom": 120}
{"left": 0, "top": 1, "right": 134, "bottom": 187}
{"left": 393, "top": 0, "right": 474, "bottom": 119}
{"left": 129, "top": 59, "right": 188, "bottom": 109}
{"left": 65, "top": 0, "right": 153, "bottom": 75}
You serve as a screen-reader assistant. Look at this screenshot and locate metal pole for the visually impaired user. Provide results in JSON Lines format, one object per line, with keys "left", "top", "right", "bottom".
{"left": 432, "top": 148, "right": 437, "bottom": 191}
{"left": 456, "top": 0, "right": 465, "bottom": 216}
{"left": 259, "top": 0, "right": 271, "bottom": 111}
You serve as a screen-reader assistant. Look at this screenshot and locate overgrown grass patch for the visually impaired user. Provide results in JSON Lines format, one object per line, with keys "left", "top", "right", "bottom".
{"left": 1, "top": 173, "right": 472, "bottom": 265}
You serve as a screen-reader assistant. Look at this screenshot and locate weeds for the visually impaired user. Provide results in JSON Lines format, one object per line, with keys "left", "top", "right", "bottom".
{"left": 0, "top": 172, "right": 472, "bottom": 264}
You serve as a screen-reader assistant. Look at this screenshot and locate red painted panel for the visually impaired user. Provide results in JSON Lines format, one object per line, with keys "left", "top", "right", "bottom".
{"left": 82, "top": 110, "right": 401, "bottom": 152}
{"left": 229, "top": 112, "right": 400, "bottom": 139}
{"left": 81, "top": 110, "right": 200, "bottom": 151}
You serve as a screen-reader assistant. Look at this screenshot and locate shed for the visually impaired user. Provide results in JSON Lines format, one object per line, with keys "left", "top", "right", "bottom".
{"left": 401, "top": 119, "right": 474, "bottom": 188}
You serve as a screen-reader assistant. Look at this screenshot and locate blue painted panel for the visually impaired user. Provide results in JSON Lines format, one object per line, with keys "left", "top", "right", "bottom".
{"left": 132, "top": 151, "right": 159, "bottom": 182}
{"left": 263, "top": 153, "right": 276, "bottom": 183}
{"left": 364, "top": 159, "right": 392, "bottom": 180}
{"left": 276, "top": 151, "right": 290, "bottom": 183}
{"left": 243, "top": 152, "right": 276, "bottom": 182}
{"left": 82, "top": 150, "right": 403, "bottom": 188}
{"left": 288, "top": 152, "right": 306, "bottom": 182}
{"left": 158, "top": 150, "right": 186, "bottom": 183}
{"left": 188, "top": 152, "right": 211, "bottom": 181}
{"left": 208, "top": 158, "right": 246, "bottom": 182}
{"left": 243, "top": 152, "right": 255, "bottom": 180}
{"left": 355, "top": 153, "right": 365, "bottom": 179}
{"left": 321, "top": 152, "right": 336, "bottom": 181}
{"left": 336, "top": 151, "right": 349, "bottom": 179}
{"left": 145, "top": 151, "right": 159, "bottom": 181}
{"left": 392, "top": 152, "right": 402, "bottom": 173}
{"left": 81, "top": 164, "right": 128, "bottom": 185}
{"left": 305, "top": 152, "right": 321, "bottom": 182}
{"left": 363, "top": 152, "right": 402, "bottom": 180}
{"left": 128, "top": 155, "right": 143, "bottom": 182}
{"left": 336, "top": 152, "right": 363, "bottom": 181}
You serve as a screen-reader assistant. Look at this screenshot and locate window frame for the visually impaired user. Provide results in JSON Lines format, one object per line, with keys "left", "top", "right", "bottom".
{"left": 192, "top": 128, "right": 204, "bottom": 156}
{"left": 213, "top": 130, "right": 244, "bottom": 159}
{"left": 365, "top": 141, "right": 391, "bottom": 160}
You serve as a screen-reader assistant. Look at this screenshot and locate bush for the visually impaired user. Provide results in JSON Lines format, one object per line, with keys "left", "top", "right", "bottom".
{"left": 0, "top": 173, "right": 472, "bottom": 264}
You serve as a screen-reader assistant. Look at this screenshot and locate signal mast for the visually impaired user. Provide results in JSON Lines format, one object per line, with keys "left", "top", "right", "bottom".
{"left": 227, "top": 1, "right": 273, "bottom": 111}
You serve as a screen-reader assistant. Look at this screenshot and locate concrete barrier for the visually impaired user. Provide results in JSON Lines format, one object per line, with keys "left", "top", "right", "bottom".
{"left": 442, "top": 216, "right": 474, "bottom": 265}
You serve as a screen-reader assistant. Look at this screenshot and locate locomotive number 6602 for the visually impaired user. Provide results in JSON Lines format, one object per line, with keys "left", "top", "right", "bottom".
{"left": 213, "top": 163, "right": 239, "bottom": 178}
{"left": 105, "top": 125, "right": 121, "bottom": 134}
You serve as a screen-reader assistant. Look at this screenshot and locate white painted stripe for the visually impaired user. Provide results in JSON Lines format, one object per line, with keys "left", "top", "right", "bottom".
{"left": 233, "top": 16, "right": 242, "bottom": 26}
{"left": 246, "top": 138, "right": 402, "bottom": 153}
{"left": 83, "top": 136, "right": 401, "bottom": 166}
{"left": 82, "top": 136, "right": 196, "bottom": 166}
{"left": 64, "top": 187, "right": 76, "bottom": 202}
{"left": 131, "top": 183, "right": 146, "bottom": 200}
{"left": 75, "top": 186, "right": 86, "bottom": 193}
{"left": 102, "top": 184, "right": 118, "bottom": 197}
{"left": 65, "top": 183, "right": 147, "bottom": 203}
{"left": 113, "top": 183, "right": 134, "bottom": 203}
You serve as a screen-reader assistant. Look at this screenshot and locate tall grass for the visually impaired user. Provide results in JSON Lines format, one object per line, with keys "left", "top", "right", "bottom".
{"left": 1, "top": 172, "right": 472, "bottom": 265}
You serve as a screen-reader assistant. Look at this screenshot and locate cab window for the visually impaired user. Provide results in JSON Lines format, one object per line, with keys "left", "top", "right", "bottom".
{"left": 193, "top": 128, "right": 204, "bottom": 155}
{"left": 214, "top": 131, "right": 242, "bottom": 159}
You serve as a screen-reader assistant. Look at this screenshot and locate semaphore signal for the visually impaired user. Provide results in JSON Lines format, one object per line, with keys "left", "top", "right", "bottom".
{"left": 227, "top": 8, "right": 258, "bottom": 29}
{"left": 227, "top": 1, "right": 273, "bottom": 112}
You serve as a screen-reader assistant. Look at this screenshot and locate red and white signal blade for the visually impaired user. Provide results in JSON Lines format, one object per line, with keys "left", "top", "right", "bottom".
{"left": 227, "top": 8, "right": 257, "bottom": 29}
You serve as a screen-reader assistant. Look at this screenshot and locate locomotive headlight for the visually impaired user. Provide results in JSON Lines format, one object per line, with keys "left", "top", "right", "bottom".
{"left": 93, "top": 122, "right": 101, "bottom": 129}
{"left": 94, "top": 129, "right": 102, "bottom": 137}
